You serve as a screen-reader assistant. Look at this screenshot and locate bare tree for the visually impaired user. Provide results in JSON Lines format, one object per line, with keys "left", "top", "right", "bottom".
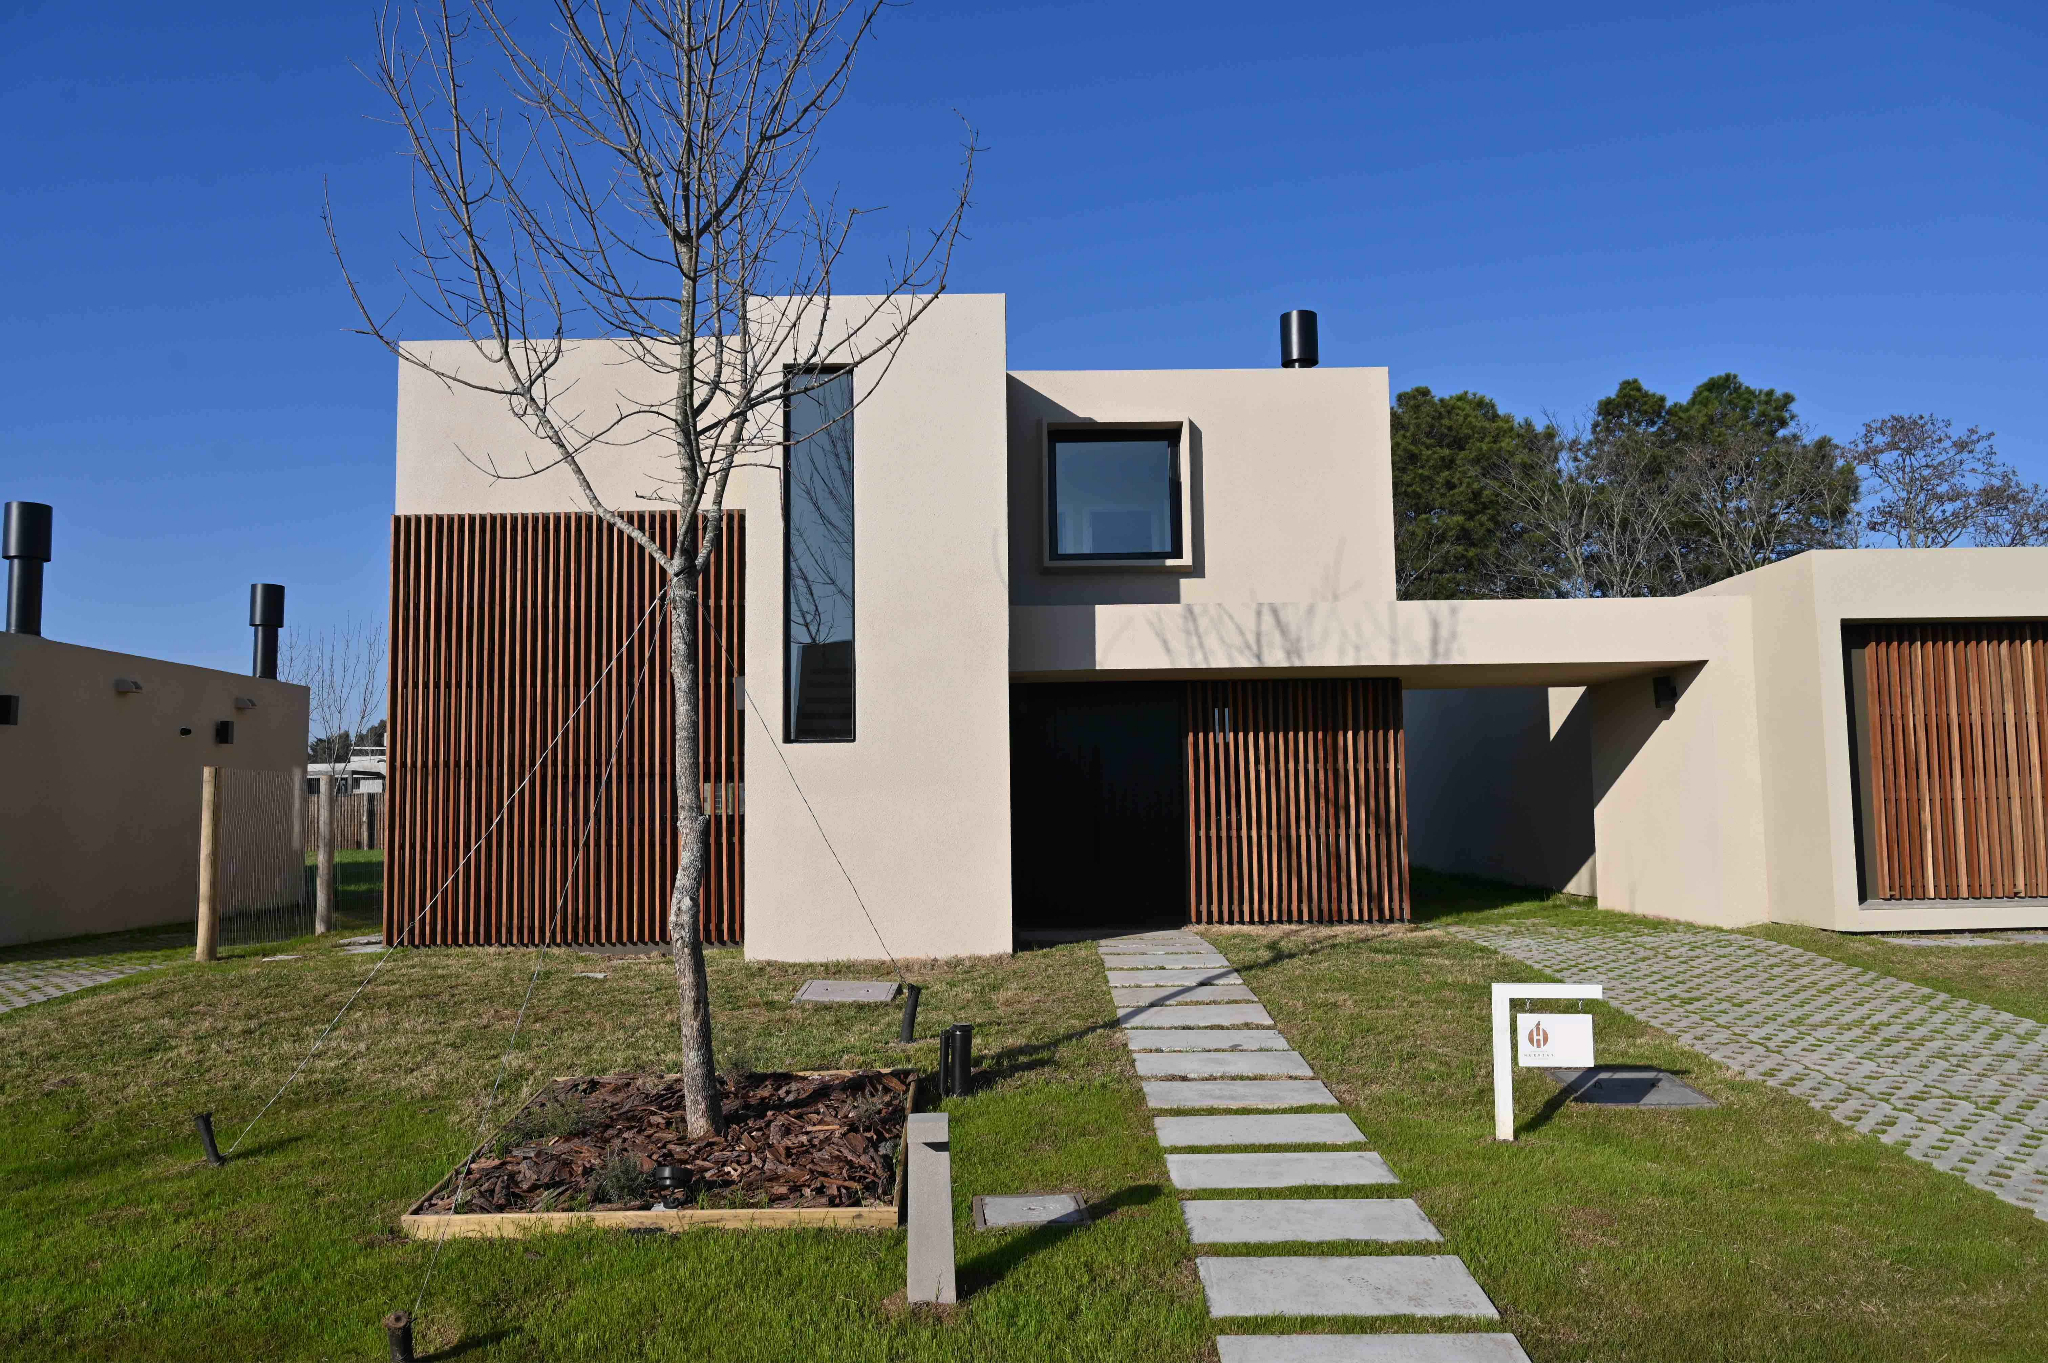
{"left": 1851, "top": 414, "right": 2010, "bottom": 548}
{"left": 1498, "top": 427, "right": 1681, "bottom": 598}
{"left": 281, "top": 615, "right": 387, "bottom": 763}
{"left": 1669, "top": 422, "right": 1857, "bottom": 585}
{"left": 331, "top": 0, "right": 971, "bottom": 1137}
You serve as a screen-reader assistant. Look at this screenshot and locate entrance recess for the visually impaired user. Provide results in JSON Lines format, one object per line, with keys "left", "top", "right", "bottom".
{"left": 1011, "top": 682, "right": 1186, "bottom": 930}
{"left": 1010, "top": 678, "right": 1410, "bottom": 931}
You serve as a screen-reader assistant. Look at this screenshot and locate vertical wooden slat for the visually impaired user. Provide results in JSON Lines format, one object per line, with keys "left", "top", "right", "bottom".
{"left": 386, "top": 511, "right": 744, "bottom": 945}
{"left": 1181, "top": 677, "right": 1408, "bottom": 924}
{"left": 1864, "top": 621, "right": 2048, "bottom": 902}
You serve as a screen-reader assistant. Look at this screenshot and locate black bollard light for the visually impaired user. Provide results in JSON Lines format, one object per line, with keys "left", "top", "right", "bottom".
{"left": 383, "top": 1310, "right": 416, "bottom": 1362}
{"left": 939, "top": 1023, "right": 973, "bottom": 1097}
{"left": 192, "top": 1112, "right": 227, "bottom": 1167}
{"left": 897, "top": 983, "right": 922, "bottom": 1044}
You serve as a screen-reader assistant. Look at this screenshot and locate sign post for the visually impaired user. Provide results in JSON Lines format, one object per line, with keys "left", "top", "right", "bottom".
{"left": 1492, "top": 981, "right": 1602, "bottom": 1142}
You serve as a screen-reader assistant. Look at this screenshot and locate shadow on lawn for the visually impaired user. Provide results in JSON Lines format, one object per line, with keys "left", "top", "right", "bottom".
{"left": 956, "top": 1184, "right": 1164, "bottom": 1298}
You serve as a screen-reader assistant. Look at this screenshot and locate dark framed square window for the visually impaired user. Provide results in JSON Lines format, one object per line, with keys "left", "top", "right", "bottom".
{"left": 784, "top": 368, "right": 856, "bottom": 743}
{"left": 1046, "top": 427, "right": 1184, "bottom": 562}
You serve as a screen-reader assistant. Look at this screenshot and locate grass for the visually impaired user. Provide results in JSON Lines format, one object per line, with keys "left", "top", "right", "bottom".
{"left": 1194, "top": 869, "right": 2048, "bottom": 1362}
{"left": 6, "top": 861, "right": 2047, "bottom": 1360}
{"left": 0, "top": 852, "right": 1206, "bottom": 1362}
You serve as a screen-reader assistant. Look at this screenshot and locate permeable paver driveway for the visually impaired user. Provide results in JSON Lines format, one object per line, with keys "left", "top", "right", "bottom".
{"left": 1456, "top": 924, "right": 2048, "bottom": 1220}
{"left": 0, "top": 953, "right": 167, "bottom": 1015}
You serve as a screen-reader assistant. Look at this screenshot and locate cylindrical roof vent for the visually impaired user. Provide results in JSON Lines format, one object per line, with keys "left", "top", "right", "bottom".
{"left": 249, "top": 583, "right": 285, "bottom": 679}
{"left": 4, "top": 501, "right": 54, "bottom": 636}
{"left": 1280, "top": 310, "right": 1319, "bottom": 369}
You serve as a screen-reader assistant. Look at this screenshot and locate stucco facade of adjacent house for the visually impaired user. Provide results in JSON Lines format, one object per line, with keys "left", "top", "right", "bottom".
{"left": 388, "top": 293, "right": 2048, "bottom": 961}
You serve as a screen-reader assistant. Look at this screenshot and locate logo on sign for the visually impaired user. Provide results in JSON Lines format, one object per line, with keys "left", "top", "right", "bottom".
{"left": 1516, "top": 1012, "right": 1594, "bottom": 1068}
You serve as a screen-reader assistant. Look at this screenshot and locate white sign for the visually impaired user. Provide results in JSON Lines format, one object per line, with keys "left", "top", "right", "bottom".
{"left": 1516, "top": 1013, "right": 1593, "bottom": 1068}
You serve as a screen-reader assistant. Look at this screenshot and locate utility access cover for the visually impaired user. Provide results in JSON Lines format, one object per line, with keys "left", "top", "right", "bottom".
{"left": 974, "top": 1194, "right": 1088, "bottom": 1229}
{"left": 794, "top": 979, "right": 899, "bottom": 1003}
{"left": 1545, "top": 1066, "right": 1716, "bottom": 1107}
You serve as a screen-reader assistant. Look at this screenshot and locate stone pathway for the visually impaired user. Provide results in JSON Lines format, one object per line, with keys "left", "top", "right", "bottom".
{"left": 0, "top": 955, "right": 163, "bottom": 1015}
{"left": 1453, "top": 923, "right": 2048, "bottom": 1221}
{"left": 1095, "top": 930, "right": 1531, "bottom": 1362}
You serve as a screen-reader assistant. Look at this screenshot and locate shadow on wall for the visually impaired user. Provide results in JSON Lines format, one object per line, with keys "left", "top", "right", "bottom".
{"left": 1405, "top": 685, "right": 1597, "bottom": 894}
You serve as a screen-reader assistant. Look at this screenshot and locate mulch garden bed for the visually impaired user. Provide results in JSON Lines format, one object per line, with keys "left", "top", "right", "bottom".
{"left": 415, "top": 1069, "right": 913, "bottom": 1218}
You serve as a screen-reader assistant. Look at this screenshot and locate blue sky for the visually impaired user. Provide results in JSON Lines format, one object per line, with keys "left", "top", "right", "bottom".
{"left": 2, "top": 0, "right": 2043, "bottom": 674}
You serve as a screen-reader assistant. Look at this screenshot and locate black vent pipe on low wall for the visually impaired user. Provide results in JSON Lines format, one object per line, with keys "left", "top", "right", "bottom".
{"left": 4, "top": 501, "right": 53, "bottom": 636}
{"left": 250, "top": 583, "right": 285, "bottom": 680}
{"left": 1280, "top": 309, "right": 1319, "bottom": 369}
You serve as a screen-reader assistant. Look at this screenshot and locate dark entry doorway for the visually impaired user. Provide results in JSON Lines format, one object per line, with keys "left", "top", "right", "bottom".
{"left": 1011, "top": 682, "right": 1186, "bottom": 931}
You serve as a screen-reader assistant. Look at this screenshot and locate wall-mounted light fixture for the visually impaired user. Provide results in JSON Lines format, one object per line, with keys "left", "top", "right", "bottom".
{"left": 233, "top": 697, "right": 257, "bottom": 710}
{"left": 114, "top": 678, "right": 143, "bottom": 694}
{"left": 1652, "top": 675, "right": 1678, "bottom": 711}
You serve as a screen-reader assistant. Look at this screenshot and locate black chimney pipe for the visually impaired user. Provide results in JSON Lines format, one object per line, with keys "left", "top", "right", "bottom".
{"left": 4, "top": 501, "right": 53, "bottom": 636}
{"left": 249, "top": 583, "right": 285, "bottom": 679}
{"left": 1280, "top": 310, "right": 1319, "bottom": 369}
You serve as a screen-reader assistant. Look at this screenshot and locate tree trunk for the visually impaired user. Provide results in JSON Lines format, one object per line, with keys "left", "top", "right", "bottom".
{"left": 667, "top": 569, "right": 724, "bottom": 1137}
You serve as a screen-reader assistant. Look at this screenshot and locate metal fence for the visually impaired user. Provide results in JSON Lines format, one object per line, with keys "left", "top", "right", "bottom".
{"left": 218, "top": 768, "right": 313, "bottom": 948}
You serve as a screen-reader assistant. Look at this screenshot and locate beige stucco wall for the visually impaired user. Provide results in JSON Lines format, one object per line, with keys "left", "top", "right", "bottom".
{"left": 0, "top": 635, "right": 309, "bottom": 946}
{"left": 1698, "top": 548, "right": 2048, "bottom": 932}
{"left": 394, "top": 296, "right": 1015, "bottom": 961}
{"left": 1006, "top": 368, "right": 1395, "bottom": 608}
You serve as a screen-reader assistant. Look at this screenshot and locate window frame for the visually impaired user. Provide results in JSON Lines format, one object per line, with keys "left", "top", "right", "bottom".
{"left": 782, "top": 364, "right": 858, "bottom": 744}
{"left": 1040, "top": 420, "right": 1195, "bottom": 571}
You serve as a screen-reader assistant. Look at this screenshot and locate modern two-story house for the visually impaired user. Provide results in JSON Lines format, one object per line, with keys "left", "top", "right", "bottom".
{"left": 386, "top": 294, "right": 2048, "bottom": 960}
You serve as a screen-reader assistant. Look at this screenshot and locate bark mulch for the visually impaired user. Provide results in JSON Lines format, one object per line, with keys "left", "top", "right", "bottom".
{"left": 421, "top": 1070, "right": 912, "bottom": 1215}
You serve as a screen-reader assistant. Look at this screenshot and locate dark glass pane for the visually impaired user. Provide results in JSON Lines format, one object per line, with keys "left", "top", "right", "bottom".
{"left": 1050, "top": 435, "right": 1178, "bottom": 558}
{"left": 786, "top": 371, "right": 855, "bottom": 741}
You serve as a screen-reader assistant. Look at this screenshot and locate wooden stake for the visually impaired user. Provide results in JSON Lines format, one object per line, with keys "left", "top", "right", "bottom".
{"left": 195, "top": 766, "right": 222, "bottom": 963}
{"left": 316, "top": 773, "right": 336, "bottom": 935}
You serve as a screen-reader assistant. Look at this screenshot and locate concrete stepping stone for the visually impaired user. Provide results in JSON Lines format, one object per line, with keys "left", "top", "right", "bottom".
{"left": 973, "top": 1193, "right": 1087, "bottom": 1228}
{"left": 1168, "top": 1151, "right": 1397, "bottom": 1189}
{"left": 1182, "top": 1198, "right": 1441, "bottom": 1244}
{"left": 1216, "top": 1335, "right": 1533, "bottom": 1362}
{"left": 1145, "top": 1079, "right": 1335, "bottom": 1108}
{"left": 1105, "top": 968, "right": 1243, "bottom": 986}
{"left": 1119, "top": 1003, "right": 1271, "bottom": 1028}
{"left": 1112, "top": 984, "right": 1259, "bottom": 1005}
{"left": 1155, "top": 1114, "right": 1367, "bottom": 1146}
{"left": 794, "top": 979, "right": 899, "bottom": 1002}
{"left": 1127, "top": 1029, "right": 1291, "bottom": 1051}
{"left": 1135, "top": 1051, "right": 1315, "bottom": 1078}
{"left": 1099, "top": 951, "right": 1231, "bottom": 966}
{"left": 1197, "top": 1255, "right": 1499, "bottom": 1318}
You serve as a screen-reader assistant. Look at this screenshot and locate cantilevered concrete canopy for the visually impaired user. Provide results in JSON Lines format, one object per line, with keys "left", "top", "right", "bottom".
{"left": 1010, "top": 597, "right": 1746, "bottom": 688}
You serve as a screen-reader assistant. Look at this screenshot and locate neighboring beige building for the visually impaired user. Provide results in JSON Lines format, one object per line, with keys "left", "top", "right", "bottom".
{"left": 388, "top": 295, "right": 2048, "bottom": 959}
{"left": 0, "top": 633, "right": 310, "bottom": 947}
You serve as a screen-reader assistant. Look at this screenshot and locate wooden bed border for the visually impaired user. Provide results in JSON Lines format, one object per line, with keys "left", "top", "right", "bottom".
{"left": 398, "top": 1070, "right": 918, "bottom": 1239}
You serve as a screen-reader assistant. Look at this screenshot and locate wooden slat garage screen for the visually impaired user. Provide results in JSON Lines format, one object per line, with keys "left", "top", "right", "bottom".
{"left": 1184, "top": 678, "right": 1409, "bottom": 923}
{"left": 1861, "top": 622, "right": 2048, "bottom": 900}
{"left": 386, "top": 511, "right": 743, "bottom": 945}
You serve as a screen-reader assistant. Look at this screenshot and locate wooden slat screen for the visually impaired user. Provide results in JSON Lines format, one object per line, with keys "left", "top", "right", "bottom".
{"left": 386, "top": 511, "right": 743, "bottom": 945}
{"left": 1184, "top": 678, "right": 1409, "bottom": 924}
{"left": 1862, "top": 622, "right": 2048, "bottom": 901}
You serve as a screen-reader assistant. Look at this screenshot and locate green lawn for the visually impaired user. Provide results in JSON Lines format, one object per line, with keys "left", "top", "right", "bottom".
{"left": 0, "top": 853, "right": 1206, "bottom": 1362}
{"left": 4, "top": 862, "right": 2045, "bottom": 1360}
{"left": 1197, "top": 870, "right": 2048, "bottom": 1362}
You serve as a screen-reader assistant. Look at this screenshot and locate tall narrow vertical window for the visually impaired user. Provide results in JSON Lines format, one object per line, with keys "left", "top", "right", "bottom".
{"left": 785, "top": 369, "right": 855, "bottom": 742}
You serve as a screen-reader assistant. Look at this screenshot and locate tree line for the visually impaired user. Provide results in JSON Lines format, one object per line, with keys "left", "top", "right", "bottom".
{"left": 1393, "top": 376, "right": 2048, "bottom": 600}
